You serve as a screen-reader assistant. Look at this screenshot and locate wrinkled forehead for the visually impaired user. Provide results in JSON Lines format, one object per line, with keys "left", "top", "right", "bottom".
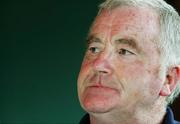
{"left": 90, "top": 6, "right": 160, "bottom": 38}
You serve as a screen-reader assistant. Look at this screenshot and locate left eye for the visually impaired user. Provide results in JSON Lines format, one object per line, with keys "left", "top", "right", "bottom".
{"left": 118, "top": 49, "right": 135, "bottom": 55}
{"left": 89, "top": 47, "right": 100, "bottom": 54}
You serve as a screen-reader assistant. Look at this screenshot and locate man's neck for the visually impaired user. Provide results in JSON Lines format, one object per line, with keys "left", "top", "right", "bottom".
{"left": 89, "top": 101, "right": 167, "bottom": 124}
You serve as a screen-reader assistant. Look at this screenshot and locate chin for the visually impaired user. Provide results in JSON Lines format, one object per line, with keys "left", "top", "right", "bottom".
{"left": 81, "top": 93, "right": 119, "bottom": 113}
{"left": 82, "top": 101, "right": 114, "bottom": 114}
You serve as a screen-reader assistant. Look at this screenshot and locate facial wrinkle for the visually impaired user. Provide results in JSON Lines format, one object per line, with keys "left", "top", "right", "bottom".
{"left": 102, "top": 10, "right": 117, "bottom": 45}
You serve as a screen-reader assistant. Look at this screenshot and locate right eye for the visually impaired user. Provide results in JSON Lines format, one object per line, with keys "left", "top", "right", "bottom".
{"left": 88, "top": 47, "right": 100, "bottom": 54}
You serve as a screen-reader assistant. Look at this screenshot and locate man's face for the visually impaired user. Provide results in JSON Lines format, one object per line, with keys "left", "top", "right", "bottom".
{"left": 78, "top": 6, "right": 165, "bottom": 114}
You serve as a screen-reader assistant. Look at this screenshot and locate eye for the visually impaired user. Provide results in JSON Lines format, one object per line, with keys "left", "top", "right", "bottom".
{"left": 88, "top": 47, "right": 100, "bottom": 54}
{"left": 118, "top": 48, "right": 135, "bottom": 55}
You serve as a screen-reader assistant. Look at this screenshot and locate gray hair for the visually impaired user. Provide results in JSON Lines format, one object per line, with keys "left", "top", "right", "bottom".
{"left": 97, "top": 0, "right": 180, "bottom": 104}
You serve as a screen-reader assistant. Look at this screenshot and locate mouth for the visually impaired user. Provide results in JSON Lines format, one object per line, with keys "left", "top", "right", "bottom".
{"left": 87, "top": 84, "right": 119, "bottom": 93}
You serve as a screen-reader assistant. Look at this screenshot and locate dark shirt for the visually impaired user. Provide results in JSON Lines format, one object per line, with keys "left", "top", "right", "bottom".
{"left": 163, "top": 107, "right": 180, "bottom": 124}
{"left": 79, "top": 107, "right": 180, "bottom": 124}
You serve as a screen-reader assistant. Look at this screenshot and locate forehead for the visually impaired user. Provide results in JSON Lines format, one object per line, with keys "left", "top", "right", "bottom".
{"left": 90, "top": 6, "right": 160, "bottom": 43}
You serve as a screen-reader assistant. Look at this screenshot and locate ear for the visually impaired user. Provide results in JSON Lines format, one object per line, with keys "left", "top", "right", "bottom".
{"left": 159, "top": 66, "right": 180, "bottom": 96}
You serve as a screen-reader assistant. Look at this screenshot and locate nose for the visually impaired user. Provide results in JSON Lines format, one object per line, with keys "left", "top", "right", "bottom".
{"left": 92, "top": 51, "right": 113, "bottom": 75}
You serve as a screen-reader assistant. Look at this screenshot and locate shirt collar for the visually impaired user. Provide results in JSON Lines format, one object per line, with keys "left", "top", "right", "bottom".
{"left": 79, "top": 107, "right": 178, "bottom": 124}
{"left": 162, "top": 107, "right": 178, "bottom": 124}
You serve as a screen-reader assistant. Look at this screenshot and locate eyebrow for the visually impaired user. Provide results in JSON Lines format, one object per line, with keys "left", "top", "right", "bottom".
{"left": 115, "top": 38, "right": 141, "bottom": 52}
{"left": 86, "top": 35, "right": 141, "bottom": 52}
{"left": 86, "top": 35, "right": 103, "bottom": 45}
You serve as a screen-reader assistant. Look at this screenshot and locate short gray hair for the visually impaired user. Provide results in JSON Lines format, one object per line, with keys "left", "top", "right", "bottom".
{"left": 97, "top": 0, "right": 180, "bottom": 104}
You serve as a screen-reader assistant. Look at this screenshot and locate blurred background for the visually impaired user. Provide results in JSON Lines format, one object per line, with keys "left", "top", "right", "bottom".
{"left": 0, "top": 0, "right": 179, "bottom": 123}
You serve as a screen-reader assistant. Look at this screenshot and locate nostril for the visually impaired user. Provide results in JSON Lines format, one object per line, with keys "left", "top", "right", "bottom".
{"left": 99, "top": 70, "right": 108, "bottom": 74}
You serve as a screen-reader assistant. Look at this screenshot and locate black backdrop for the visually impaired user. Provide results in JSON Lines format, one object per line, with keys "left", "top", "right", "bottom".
{"left": 0, "top": 0, "right": 179, "bottom": 123}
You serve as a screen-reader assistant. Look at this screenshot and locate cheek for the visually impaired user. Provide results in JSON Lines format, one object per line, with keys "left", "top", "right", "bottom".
{"left": 78, "top": 59, "right": 92, "bottom": 89}
{"left": 148, "top": 75, "right": 164, "bottom": 96}
{"left": 114, "top": 61, "right": 147, "bottom": 94}
{"left": 145, "top": 64, "right": 164, "bottom": 94}
{"left": 115, "top": 60, "right": 161, "bottom": 92}
{"left": 115, "top": 60, "right": 145, "bottom": 80}
{"left": 79, "top": 59, "right": 92, "bottom": 75}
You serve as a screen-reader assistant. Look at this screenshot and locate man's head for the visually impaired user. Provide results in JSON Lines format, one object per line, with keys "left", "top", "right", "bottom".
{"left": 77, "top": 0, "right": 180, "bottom": 117}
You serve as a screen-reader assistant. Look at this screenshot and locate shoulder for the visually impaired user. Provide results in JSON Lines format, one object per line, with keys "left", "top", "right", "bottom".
{"left": 164, "top": 107, "right": 180, "bottom": 124}
{"left": 174, "top": 121, "right": 180, "bottom": 124}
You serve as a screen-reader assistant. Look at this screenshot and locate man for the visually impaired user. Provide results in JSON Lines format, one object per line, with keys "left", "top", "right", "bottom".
{"left": 77, "top": 0, "right": 180, "bottom": 124}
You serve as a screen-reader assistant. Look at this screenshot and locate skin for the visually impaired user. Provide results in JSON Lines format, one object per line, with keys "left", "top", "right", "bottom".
{"left": 77, "top": 6, "right": 180, "bottom": 124}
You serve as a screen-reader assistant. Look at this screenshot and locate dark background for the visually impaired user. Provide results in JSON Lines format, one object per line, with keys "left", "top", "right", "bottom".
{"left": 0, "top": 0, "right": 179, "bottom": 123}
